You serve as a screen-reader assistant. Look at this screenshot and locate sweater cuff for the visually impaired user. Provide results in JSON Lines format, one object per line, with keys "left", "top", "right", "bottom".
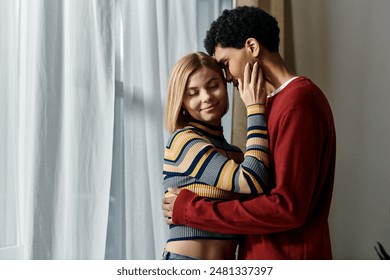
{"left": 172, "top": 189, "right": 198, "bottom": 225}
{"left": 246, "top": 103, "right": 266, "bottom": 115}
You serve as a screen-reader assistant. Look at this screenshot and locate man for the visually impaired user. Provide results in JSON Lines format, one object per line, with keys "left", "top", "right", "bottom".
{"left": 162, "top": 6, "right": 336, "bottom": 260}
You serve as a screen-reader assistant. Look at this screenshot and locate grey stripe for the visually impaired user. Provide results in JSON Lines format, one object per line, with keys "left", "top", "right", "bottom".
{"left": 168, "top": 225, "right": 240, "bottom": 242}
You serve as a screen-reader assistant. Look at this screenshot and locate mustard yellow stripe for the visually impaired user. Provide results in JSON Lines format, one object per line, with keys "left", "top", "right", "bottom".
{"left": 238, "top": 172, "right": 250, "bottom": 193}
{"left": 165, "top": 132, "right": 201, "bottom": 160}
{"left": 166, "top": 141, "right": 212, "bottom": 173}
{"left": 166, "top": 133, "right": 213, "bottom": 163}
{"left": 163, "top": 163, "right": 178, "bottom": 173}
{"left": 247, "top": 128, "right": 267, "bottom": 135}
{"left": 215, "top": 160, "right": 237, "bottom": 191}
{"left": 182, "top": 184, "right": 242, "bottom": 200}
{"left": 247, "top": 104, "right": 266, "bottom": 115}
{"left": 246, "top": 137, "right": 269, "bottom": 148}
{"left": 163, "top": 185, "right": 228, "bottom": 199}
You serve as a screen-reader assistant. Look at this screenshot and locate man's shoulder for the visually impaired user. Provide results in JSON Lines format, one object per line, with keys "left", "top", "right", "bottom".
{"left": 281, "top": 77, "right": 327, "bottom": 104}
{"left": 287, "top": 76, "right": 321, "bottom": 95}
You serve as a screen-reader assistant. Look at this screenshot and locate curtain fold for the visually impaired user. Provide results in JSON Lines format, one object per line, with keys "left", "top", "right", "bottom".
{"left": 0, "top": 0, "right": 116, "bottom": 259}
{"left": 0, "top": 0, "right": 20, "bottom": 256}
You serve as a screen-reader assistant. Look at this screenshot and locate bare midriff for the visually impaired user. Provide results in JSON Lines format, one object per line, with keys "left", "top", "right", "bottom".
{"left": 165, "top": 239, "right": 238, "bottom": 260}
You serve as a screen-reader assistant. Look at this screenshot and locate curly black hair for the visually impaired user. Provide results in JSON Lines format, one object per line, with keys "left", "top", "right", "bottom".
{"left": 204, "top": 6, "right": 280, "bottom": 56}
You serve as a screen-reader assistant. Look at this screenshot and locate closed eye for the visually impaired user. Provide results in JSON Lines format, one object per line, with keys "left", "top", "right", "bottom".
{"left": 186, "top": 90, "right": 199, "bottom": 96}
{"left": 208, "top": 83, "right": 218, "bottom": 89}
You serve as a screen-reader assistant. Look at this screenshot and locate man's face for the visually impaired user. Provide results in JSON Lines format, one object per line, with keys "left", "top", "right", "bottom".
{"left": 214, "top": 46, "right": 252, "bottom": 89}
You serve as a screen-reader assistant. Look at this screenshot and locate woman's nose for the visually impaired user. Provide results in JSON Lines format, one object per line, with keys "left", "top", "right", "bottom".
{"left": 200, "top": 89, "right": 213, "bottom": 102}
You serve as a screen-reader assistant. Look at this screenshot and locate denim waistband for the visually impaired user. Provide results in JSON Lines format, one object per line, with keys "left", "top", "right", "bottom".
{"left": 161, "top": 250, "right": 199, "bottom": 260}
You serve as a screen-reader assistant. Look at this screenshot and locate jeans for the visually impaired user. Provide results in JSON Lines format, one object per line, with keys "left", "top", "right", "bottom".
{"left": 161, "top": 250, "right": 199, "bottom": 260}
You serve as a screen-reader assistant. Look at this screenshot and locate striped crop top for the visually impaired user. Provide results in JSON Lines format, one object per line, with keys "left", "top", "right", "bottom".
{"left": 163, "top": 104, "right": 269, "bottom": 242}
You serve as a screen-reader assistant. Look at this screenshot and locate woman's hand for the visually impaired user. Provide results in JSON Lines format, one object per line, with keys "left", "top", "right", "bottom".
{"left": 237, "top": 62, "right": 266, "bottom": 107}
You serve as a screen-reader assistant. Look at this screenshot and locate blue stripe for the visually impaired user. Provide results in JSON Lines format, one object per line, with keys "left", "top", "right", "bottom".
{"left": 247, "top": 146, "right": 270, "bottom": 153}
{"left": 189, "top": 147, "right": 211, "bottom": 176}
{"left": 166, "top": 128, "right": 203, "bottom": 149}
{"left": 195, "top": 150, "right": 217, "bottom": 179}
{"left": 164, "top": 138, "right": 205, "bottom": 163}
{"left": 164, "top": 146, "right": 212, "bottom": 177}
{"left": 247, "top": 133, "right": 268, "bottom": 140}
{"left": 212, "top": 159, "right": 230, "bottom": 186}
{"left": 247, "top": 112, "right": 264, "bottom": 117}
{"left": 231, "top": 168, "right": 239, "bottom": 192}
{"left": 243, "top": 164, "right": 267, "bottom": 193}
{"left": 247, "top": 125, "right": 267, "bottom": 131}
{"left": 163, "top": 170, "right": 182, "bottom": 177}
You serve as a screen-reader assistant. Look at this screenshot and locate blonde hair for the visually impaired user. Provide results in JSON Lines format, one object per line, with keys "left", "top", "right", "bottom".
{"left": 164, "top": 52, "right": 227, "bottom": 134}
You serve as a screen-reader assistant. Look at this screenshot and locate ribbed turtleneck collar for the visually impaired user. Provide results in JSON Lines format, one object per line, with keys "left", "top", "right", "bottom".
{"left": 187, "top": 119, "right": 223, "bottom": 138}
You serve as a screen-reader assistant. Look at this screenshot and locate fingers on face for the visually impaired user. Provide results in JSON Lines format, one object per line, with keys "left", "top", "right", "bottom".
{"left": 244, "top": 62, "right": 261, "bottom": 85}
{"left": 257, "top": 63, "right": 263, "bottom": 86}
{"left": 244, "top": 63, "right": 251, "bottom": 85}
{"left": 250, "top": 62, "right": 259, "bottom": 85}
{"left": 239, "top": 62, "right": 264, "bottom": 97}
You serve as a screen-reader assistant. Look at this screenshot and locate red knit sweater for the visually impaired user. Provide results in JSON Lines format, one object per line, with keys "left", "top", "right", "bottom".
{"left": 172, "top": 77, "right": 336, "bottom": 259}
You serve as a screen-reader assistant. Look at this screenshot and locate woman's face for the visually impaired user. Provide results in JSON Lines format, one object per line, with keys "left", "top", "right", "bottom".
{"left": 182, "top": 66, "right": 227, "bottom": 126}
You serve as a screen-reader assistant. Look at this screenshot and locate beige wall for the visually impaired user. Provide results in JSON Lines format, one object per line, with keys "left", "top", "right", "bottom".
{"left": 230, "top": 0, "right": 390, "bottom": 259}
{"left": 290, "top": 0, "right": 390, "bottom": 259}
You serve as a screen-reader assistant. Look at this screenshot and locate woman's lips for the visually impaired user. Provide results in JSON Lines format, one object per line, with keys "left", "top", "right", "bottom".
{"left": 201, "top": 103, "right": 218, "bottom": 111}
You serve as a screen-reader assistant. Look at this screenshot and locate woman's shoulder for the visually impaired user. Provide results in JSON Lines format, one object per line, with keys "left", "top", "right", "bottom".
{"left": 165, "top": 126, "right": 208, "bottom": 148}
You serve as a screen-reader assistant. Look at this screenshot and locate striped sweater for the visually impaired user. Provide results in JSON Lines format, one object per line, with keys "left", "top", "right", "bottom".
{"left": 163, "top": 104, "right": 269, "bottom": 242}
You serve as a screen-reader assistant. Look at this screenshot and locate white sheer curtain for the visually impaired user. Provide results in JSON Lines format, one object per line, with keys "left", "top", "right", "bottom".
{"left": 1, "top": 0, "right": 115, "bottom": 259}
{"left": 0, "top": 0, "right": 231, "bottom": 260}
{"left": 0, "top": 0, "right": 20, "bottom": 259}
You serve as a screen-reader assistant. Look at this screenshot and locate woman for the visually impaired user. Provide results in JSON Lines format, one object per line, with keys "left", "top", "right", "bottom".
{"left": 162, "top": 52, "right": 268, "bottom": 260}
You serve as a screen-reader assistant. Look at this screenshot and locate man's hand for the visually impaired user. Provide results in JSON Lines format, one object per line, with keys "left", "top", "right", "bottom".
{"left": 162, "top": 188, "right": 182, "bottom": 225}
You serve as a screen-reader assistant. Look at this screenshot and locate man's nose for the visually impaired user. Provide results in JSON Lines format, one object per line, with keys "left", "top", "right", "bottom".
{"left": 225, "top": 71, "right": 233, "bottom": 83}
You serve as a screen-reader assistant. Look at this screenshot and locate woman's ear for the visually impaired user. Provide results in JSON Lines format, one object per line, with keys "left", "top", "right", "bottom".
{"left": 245, "top": 38, "right": 261, "bottom": 58}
